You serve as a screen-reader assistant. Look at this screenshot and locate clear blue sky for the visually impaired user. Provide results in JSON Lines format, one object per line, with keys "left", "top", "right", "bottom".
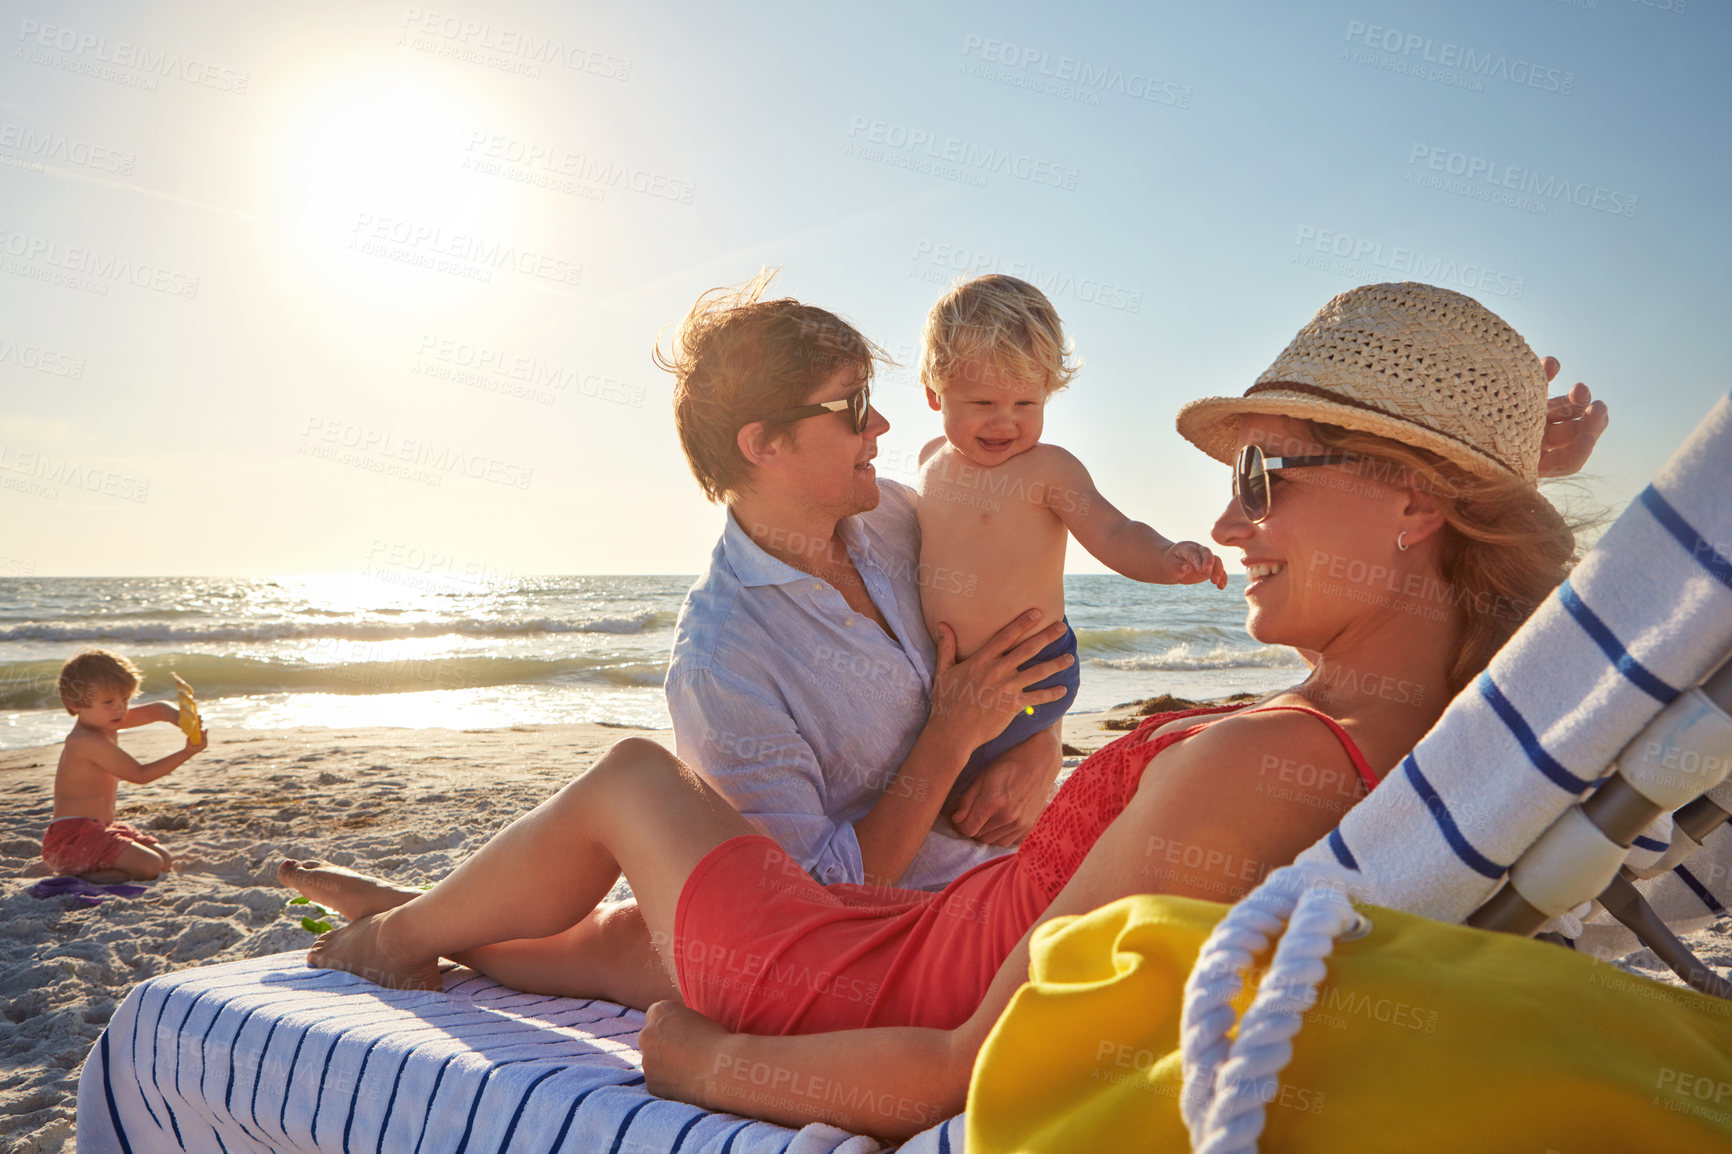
{"left": 1, "top": 0, "right": 1725, "bottom": 575}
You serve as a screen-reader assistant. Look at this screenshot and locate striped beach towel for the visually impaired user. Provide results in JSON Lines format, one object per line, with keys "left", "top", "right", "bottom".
{"left": 76, "top": 950, "right": 963, "bottom": 1153}
{"left": 1298, "top": 391, "right": 1732, "bottom": 933}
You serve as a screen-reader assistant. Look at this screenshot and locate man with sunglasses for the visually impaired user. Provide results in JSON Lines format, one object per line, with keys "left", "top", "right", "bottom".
{"left": 660, "top": 275, "right": 1076, "bottom": 903}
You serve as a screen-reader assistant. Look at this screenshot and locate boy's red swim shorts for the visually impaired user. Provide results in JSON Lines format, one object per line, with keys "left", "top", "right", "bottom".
{"left": 41, "top": 817, "right": 161, "bottom": 876}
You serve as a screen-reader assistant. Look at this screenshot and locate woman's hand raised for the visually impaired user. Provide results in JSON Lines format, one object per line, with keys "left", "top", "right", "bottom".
{"left": 1538, "top": 356, "right": 1609, "bottom": 478}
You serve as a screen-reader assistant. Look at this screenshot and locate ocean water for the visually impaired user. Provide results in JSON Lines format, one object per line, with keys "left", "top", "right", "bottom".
{"left": 0, "top": 574, "right": 1304, "bottom": 750}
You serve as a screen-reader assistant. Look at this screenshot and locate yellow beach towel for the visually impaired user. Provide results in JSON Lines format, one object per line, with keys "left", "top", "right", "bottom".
{"left": 968, "top": 894, "right": 1732, "bottom": 1152}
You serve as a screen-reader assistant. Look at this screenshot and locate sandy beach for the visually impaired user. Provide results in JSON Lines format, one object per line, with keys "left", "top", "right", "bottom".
{"left": 4, "top": 706, "right": 1727, "bottom": 1153}
{"left": 0, "top": 718, "right": 677, "bottom": 1153}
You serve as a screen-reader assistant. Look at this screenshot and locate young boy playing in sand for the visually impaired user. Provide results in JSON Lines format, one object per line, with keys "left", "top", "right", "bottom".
{"left": 43, "top": 649, "right": 209, "bottom": 881}
{"left": 917, "top": 274, "right": 1227, "bottom": 793}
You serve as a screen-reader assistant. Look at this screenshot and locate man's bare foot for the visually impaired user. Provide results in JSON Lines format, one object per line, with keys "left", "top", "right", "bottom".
{"left": 278, "top": 859, "right": 422, "bottom": 922}
{"left": 305, "top": 909, "right": 444, "bottom": 992}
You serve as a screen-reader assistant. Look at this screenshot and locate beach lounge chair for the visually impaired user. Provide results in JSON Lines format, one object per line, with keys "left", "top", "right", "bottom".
{"left": 75, "top": 952, "right": 966, "bottom": 1153}
{"left": 79, "top": 393, "right": 1732, "bottom": 1153}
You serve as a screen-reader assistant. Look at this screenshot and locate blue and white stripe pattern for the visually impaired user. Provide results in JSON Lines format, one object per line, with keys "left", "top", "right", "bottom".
{"left": 76, "top": 950, "right": 964, "bottom": 1154}
{"left": 1298, "top": 392, "right": 1732, "bottom": 925}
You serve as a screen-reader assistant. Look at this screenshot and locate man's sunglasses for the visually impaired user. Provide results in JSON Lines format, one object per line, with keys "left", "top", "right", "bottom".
{"left": 753, "top": 385, "right": 871, "bottom": 434}
{"left": 1233, "top": 443, "right": 1364, "bottom": 523}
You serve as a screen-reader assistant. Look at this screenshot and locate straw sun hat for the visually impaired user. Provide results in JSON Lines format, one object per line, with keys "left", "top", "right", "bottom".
{"left": 1174, "top": 282, "right": 1548, "bottom": 483}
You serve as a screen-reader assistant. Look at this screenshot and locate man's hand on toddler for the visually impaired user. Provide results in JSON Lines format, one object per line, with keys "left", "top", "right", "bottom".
{"left": 951, "top": 728, "right": 1059, "bottom": 847}
{"left": 1166, "top": 541, "right": 1229, "bottom": 590}
{"left": 929, "top": 614, "right": 1073, "bottom": 749}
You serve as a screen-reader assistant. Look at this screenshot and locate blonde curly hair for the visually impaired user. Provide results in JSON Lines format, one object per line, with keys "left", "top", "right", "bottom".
{"left": 920, "top": 274, "right": 1079, "bottom": 395}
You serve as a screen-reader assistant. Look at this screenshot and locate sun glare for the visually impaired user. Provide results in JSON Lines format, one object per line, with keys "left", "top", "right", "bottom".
{"left": 270, "top": 66, "right": 512, "bottom": 248}
{"left": 274, "top": 573, "right": 421, "bottom": 613}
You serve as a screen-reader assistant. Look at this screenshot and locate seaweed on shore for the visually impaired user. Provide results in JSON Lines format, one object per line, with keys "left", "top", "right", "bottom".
{"left": 1101, "top": 691, "right": 1258, "bottom": 730}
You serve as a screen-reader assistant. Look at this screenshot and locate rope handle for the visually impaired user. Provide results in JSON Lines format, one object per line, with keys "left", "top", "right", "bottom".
{"left": 1180, "top": 862, "right": 1369, "bottom": 1154}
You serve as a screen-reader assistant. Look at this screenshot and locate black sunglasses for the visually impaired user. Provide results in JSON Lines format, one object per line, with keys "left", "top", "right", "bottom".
{"left": 753, "top": 385, "right": 871, "bottom": 434}
{"left": 1233, "top": 443, "right": 1365, "bottom": 523}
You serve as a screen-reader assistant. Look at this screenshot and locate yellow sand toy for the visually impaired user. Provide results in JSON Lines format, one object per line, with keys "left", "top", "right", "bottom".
{"left": 171, "top": 673, "right": 202, "bottom": 744}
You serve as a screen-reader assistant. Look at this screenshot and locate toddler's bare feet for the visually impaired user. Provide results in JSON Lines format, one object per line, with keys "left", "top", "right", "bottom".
{"left": 305, "top": 909, "right": 444, "bottom": 992}
{"left": 278, "top": 859, "right": 422, "bottom": 922}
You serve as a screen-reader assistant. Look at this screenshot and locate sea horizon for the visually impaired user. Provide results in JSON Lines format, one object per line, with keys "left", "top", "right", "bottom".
{"left": 0, "top": 573, "right": 1302, "bottom": 750}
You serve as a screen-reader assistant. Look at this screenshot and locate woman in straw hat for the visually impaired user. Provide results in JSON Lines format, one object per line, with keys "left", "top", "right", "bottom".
{"left": 278, "top": 282, "right": 1606, "bottom": 1137}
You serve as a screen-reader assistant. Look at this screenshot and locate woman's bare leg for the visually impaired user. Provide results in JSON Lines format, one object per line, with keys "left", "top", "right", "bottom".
{"left": 301, "top": 738, "right": 756, "bottom": 990}
{"left": 280, "top": 858, "right": 678, "bottom": 1008}
{"left": 455, "top": 902, "right": 678, "bottom": 1008}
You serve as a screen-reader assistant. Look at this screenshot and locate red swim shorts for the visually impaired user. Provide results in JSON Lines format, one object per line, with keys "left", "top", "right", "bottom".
{"left": 673, "top": 835, "right": 1037, "bottom": 1036}
{"left": 41, "top": 818, "right": 161, "bottom": 876}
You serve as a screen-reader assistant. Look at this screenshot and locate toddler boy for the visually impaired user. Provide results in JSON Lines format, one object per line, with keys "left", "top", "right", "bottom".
{"left": 917, "top": 274, "right": 1226, "bottom": 792}
{"left": 43, "top": 649, "right": 208, "bottom": 880}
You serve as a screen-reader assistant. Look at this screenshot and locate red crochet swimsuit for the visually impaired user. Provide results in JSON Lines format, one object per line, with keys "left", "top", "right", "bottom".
{"left": 673, "top": 705, "right": 1379, "bottom": 1036}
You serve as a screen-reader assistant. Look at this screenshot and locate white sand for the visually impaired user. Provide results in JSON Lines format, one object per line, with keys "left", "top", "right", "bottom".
{"left": 3, "top": 711, "right": 1728, "bottom": 1152}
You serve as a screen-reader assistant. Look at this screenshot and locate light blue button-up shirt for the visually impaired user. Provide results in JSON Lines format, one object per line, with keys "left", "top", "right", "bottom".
{"left": 665, "top": 479, "right": 1007, "bottom": 890}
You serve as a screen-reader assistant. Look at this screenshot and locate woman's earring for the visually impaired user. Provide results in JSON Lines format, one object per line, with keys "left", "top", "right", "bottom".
{"left": 1397, "top": 531, "right": 1410, "bottom": 553}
